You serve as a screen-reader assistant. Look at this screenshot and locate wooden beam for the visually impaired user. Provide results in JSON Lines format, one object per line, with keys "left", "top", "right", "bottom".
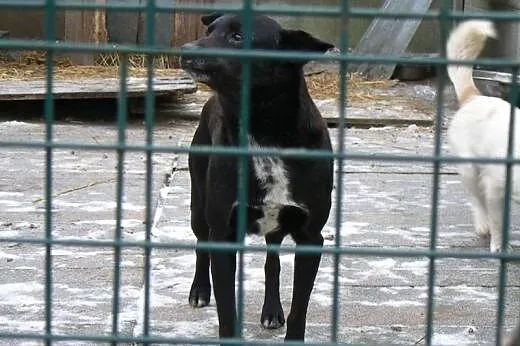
{"left": 351, "top": 0, "right": 433, "bottom": 80}
{"left": 0, "top": 74, "right": 196, "bottom": 101}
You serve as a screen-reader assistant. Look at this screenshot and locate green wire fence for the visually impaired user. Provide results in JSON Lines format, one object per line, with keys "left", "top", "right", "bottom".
{"left": 1, "top": 0, "right": 520, "bottom": 345}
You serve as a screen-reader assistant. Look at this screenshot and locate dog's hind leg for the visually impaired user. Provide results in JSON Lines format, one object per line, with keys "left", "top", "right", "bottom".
{"left": 482, "top": 176, "right": 510, "bottom": 253}
{"left": 261, "top": 231, "right": 286, "bottom": 329}
{"left": 485, "top": 193, "right": 507, "bottom": 252}
{"left": 285, "top": 230, "right": 324, "bottom": 341}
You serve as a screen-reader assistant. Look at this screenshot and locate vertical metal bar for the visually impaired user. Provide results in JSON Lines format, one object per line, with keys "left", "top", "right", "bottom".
{"left": 143, "top": 0, "right": 157, "bottom": 343}
{"left": 331, "top": 0, "right": 350, "bottom": 342}
{"left": 425, "top": 0, "right": 451, "bottom": 343}
{"left": 495, "top": 65, "right": 519, "bottom": 345}
{"left": 111, "top": 54, "right": 129, "bottom": 346}
{"left": 43, "top": 0, "right": 56, "bottom": 344}
{"left": 235, "top": 0, "right": 254, "bottom": 340}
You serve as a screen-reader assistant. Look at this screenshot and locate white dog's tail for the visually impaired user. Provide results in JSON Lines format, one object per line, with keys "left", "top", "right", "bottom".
{"left": 446, "top": 20, "right": 497, "bottom": 105}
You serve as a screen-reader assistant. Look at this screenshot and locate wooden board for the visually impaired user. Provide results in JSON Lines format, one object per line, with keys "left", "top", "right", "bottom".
{"left": 473, "top": 69, "right": 520, "bottom": 106}
{"left": 351, "top": 0, "right": 433, "bottom": 80}
{"left": 473, "top": 69, "right": 516, "bottom": 85}
{"left": 138, "top": 0, "right": 174, "bottom": 47}
{"left": 0, "top": 75, "right": 197, "bottom": 101}
{"left": 316, "top": 99, "right": 434, "bottom": 128}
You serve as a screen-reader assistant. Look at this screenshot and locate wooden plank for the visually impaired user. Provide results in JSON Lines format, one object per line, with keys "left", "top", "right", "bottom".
{"left": 315, "top": 98, "right": 434, "bottom": 128}
{"left": 106, "top": 0, "right": 140, "bottom": 44}
{"left": 0, "top": 75, "right": 197, "bottom": 101}
{"left": 170, "top": 0, "right": 213, "bottom": 67}
{"left": 453, "top": 0, "right": 465, "bottom": 12}
{"left": 351, "top": 0, "right": 433, "bottom": 80}
{"left": 473, "top": 69, "right": 520, "bottom": 105}
{"left": 173, "top": 0, "right": 210, "bottom": 45}
{"left": 64, "top": 0, "right": 105, "bottom": 65}
{"left": 138, "top": 0, "right": 175, "bottom": 47}
{"left": 473, "top": 69, "right": 514, "bottom": 84}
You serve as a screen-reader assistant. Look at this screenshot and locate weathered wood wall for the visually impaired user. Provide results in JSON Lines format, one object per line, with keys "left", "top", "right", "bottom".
{"left": 60, "top": 0, "right": 214, "bottom": 66}
{"left": 2, "top": 0, "right": 498, "bottom": 67}
{"left": 173, "top": 0, "right": 213, "bottom": 47}
{"left": 0, "top": 10, "right": 65, "bottom": 39}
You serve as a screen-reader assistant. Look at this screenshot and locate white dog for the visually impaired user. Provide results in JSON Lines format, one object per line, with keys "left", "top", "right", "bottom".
{"left": 447, "top": 20, "right": 519, "bottom": 253}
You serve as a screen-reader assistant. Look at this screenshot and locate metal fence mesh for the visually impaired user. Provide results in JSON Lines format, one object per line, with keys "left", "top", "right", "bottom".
{"left": 1, "top": 0, "right": 520, "bottom": 345}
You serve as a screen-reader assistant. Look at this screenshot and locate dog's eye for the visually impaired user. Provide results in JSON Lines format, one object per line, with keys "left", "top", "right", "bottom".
{"left": 230, "top": 32, "right": 243, "bottom": 42}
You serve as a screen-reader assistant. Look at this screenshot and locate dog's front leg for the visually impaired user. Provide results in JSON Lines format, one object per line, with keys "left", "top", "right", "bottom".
{"left": 209, "top": 229, "right": 238, "bottom": 338}
{"left": 262, "top": 232, "right": 285, "bottom": 329}
{"left": 285, "top": 232, "right": 324, "bottom": 340}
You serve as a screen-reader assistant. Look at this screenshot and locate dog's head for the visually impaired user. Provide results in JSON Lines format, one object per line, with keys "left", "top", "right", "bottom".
{"left": 179, "top": 13, "right": 335, "bottom": 90}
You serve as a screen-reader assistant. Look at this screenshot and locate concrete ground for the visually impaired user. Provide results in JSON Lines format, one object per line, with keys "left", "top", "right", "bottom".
{"left": 1, "top": 79, "right": 520, "bottom": 346}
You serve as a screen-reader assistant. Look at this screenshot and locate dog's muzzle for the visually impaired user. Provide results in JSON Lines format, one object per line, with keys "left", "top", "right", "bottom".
{"left": 180, "top": 43, "right": 200, "bottom": 67}
{"left": 179, "top": 42, "right": 211, "bottom": 79}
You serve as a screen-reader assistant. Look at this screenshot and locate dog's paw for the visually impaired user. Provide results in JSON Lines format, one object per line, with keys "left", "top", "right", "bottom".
{"left": 490, "top": 243, "right": 501, "bottom": 253}
{"left": 261, "top": 303, "right": 285, "bottom": 329}
{"left": 490, "top": 242, "right": 512, "bottom": 253}
{"left": 189, "top": 283, "right": 211, "bottom": 308}
{"left": 475, "top": 223, "right": 490, "bottom": 238}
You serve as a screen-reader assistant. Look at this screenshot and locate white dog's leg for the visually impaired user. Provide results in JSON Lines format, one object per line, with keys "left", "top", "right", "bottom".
{"left": 483, "top": 179, "right": 511, "bottom": 253}
{"left": 470, "top": 194, "right": 490, "bottom": 237}
{"left": 459, "top": 167, "right": 490, "bottom": 237}
{"left": 486, "top": 195, "right": 505, "bottom": 253}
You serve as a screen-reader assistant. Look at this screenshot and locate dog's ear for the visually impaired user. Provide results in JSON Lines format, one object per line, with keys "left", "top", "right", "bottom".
{"left": 201, "top": 12, "right": 223, "bottom": 26}
{"left": 279, "top": 29, "right": 335, "bottom": 53}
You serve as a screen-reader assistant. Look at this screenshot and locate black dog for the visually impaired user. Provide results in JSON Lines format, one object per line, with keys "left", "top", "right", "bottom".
{"left": 180, "top": 13, "right": 334, "bottom": 341}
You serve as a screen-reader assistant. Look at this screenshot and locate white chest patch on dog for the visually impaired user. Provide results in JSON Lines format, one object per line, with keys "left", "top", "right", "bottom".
{"left": 249, "top": 136, "right": 296, "bottom": 235}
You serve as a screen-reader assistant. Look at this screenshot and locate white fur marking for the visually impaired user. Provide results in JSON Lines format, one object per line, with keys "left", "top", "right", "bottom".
{"left": 249, "top": 136, "right": 297, "bottom": 235}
